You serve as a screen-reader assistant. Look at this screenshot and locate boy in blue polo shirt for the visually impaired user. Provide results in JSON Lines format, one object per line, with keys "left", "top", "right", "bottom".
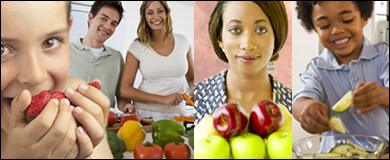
{"left": 293, "top": 1, "right": 389, "bottom": 150}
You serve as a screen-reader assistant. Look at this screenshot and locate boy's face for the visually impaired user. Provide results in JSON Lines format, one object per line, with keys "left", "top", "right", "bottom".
{"left": 311, "top": 1, "right": 367, "bottom": 58}
{"left": 88, "top": 6, "right": 119, "bottom": 44}
{"left": 219, "top": 1, "right": 275, "bottom": 76}
{"left": 1, "top": 1, "right": 71, "bottom": 123}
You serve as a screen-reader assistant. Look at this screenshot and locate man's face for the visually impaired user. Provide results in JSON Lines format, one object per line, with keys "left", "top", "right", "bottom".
{"left": 88, "top": 7, "right": 120, "bottom": 43}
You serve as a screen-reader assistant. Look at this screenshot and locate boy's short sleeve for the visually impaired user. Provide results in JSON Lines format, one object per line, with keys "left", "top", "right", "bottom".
{"left": 293, "top": 60, "right": 324, "bottom": 104}
{"left": 378, "top": 43, "right": 389, "bottom": 87}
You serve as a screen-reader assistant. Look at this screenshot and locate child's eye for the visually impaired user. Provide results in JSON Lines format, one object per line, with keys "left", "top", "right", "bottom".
{"left": 256, "top": 27, "right": 268, "bottom": 34}
{"left": 228, "top": 27, "right": 241, "bottom": 34}
{"left": 343, "top": 18, "right": 354, "bottom": 23}
{"left": 42, "top": 38, "right": 61, "bottom": 49}
{"left": 319, "top": 24, "right": 330, "bottom": 29}
{"left": 1, "top": 44, "right": 12, "bottom": 56}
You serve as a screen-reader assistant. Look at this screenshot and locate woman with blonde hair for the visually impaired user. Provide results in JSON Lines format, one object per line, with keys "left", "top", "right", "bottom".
{"left": 120, "top": 1, "right": 194, "bottom": 120}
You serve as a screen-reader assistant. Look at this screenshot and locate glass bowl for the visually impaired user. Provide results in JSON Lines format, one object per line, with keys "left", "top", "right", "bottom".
{"left": 293, "top": 134, "right": 388, "bottom": 159}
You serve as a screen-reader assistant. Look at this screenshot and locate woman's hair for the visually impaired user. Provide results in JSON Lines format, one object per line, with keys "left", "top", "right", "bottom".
{"left": 208, "top": 1, "right": 288, "bottom": 63}
{"left": 296, "top": 1, "right": 374, "bottom": 32}
{"left": 136, "top": 1, "right": 173, "bottom": 45}
{"left": 88, "top": 1, "right": 124, "bottom": 28}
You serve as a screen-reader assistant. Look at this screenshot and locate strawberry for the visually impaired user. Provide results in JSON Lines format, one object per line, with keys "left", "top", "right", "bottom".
{"left": 50, "top": 91, "right": 66, "bottom": 100}
{"left": 25, "top": 82, "right": 101, "bottom": 122}
{"left": 88, "top": 81, "right": 101, "bottom": 90}
{"left": 26, "top": 90, "right": 52, "bottom": 122}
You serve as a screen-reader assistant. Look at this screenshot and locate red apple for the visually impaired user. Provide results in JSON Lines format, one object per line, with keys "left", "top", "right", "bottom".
{"left": 249, "top": 100, "right": 283, "bottom": 138}
{"left": 107, "top": 112, "right": 117, "bottom": 127}
{"left": 212, "top": 103, "right": 247, "bottom": 138}
{"left": 120, "top": 114, "right": 140, "bottom": 126}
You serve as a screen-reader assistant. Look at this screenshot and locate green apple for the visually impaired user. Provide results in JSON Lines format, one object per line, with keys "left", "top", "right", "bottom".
{"left": 194, "top": 135, "right": 230, "bottom": 159}
{"left": 230, "top": 132, "right": 266, "bottom": 159}
{"left": 266, "top": 130, "right": 292, "bottom": 159}
{"left": 195, "top": 114, "right": 220, "bottom": 142}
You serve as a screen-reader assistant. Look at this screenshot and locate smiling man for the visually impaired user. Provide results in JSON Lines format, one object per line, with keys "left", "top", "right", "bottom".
{"left": 69, "top": 1, "right": 131, "bottom": 111}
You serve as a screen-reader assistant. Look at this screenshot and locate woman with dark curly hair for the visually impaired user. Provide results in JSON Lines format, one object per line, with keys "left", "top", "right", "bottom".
{"left": 293, "top": 1, "right": 389, "bottom": 154}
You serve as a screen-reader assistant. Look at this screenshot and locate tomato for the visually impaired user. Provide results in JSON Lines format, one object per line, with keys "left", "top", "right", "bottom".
{"left": 107, "top": 112, "right": 117, "bottom": 127}
{"left": 134, "top": 141, "right": 163, "bottom": 159}
{"left": 164, "top": 142, "right": 191, "bottom": 159}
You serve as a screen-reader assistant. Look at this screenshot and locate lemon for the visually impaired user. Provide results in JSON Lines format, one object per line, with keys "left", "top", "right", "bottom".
{"left": 332, "top": 90, "right": 353, "bottom": 112}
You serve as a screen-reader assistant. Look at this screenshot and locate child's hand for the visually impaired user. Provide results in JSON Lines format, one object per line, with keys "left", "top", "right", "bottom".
{"left": 163, "top": 93, "right": 184, "bottom": 106}
{"left": 3, "top": 90, "right": 91, "bottom": 159}
{"left": 64, "top": 80, "right": 110, "bottom": 148}
{"left": 351, "top": 82, "right": 382, "bottom": 114}
{"left": 298, "top": 99, "right": 332, "bottom": 134}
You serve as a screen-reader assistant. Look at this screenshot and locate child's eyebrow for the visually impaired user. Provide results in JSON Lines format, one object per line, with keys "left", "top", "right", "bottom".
{"left": 44, "top": 28, "right": 69, "bottom": 38}
{"left": 1, "top": 37, "right": 21, "bottom": 43}
{"left": 315, "top": 10, "right": 353, "bottom": 21}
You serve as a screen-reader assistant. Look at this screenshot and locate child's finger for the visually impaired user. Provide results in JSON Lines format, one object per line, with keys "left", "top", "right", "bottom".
{"left": 72, "top": 107, "right": 105, "bottom": 147}
{"left": 9, "top": 89, "right": 31, "bottom": 128}
{"left": 39, "top": 99, "right": 73, "bottom": 150}
{"left": 26, "top": 98, "right": 59, "bottom": 142}
{"left": 357, "top": 104, "right": 378, "bottom": 114}
{"left": 77, "top": 83, "right": 110, "bottom": 111}
{"left": 65, "top": 87, "right": 106, "bottom": 125}
{"left": 75, "top": 127, "right": 94, "bottom": 159}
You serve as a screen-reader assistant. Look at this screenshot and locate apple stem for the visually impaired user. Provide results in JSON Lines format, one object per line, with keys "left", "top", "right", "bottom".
{"left": 221, "top": 116, "right": 227, "bottom": 126}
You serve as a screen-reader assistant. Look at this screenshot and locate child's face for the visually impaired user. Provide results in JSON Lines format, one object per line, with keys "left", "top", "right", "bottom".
{"left": 311, "top": 1, "right": 367, "bottom": 58}
{"left": 1, "top": 1, "right": 71, "bottom": 121}
{"left": 219, "top": 1, "right": 275, "bottom": 76}
{"left": 88, "top": 6, "right": 119, "bottom": 43}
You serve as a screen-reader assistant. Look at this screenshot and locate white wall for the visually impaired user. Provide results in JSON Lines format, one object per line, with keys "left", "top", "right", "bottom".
{"left": 70, "top": 1, "right": 194, "bottom": 110}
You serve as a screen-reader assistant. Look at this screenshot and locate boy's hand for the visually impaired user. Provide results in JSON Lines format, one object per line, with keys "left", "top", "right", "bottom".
{"left": 64, "top": 80, "right": 110, "bottom": 148}
{"left": 351, "top": 82, "right": 382, "bottom": 114}
{"left": 298, "top": 99, "right": 332, "bottom": 134}
{"left": 4, "top": 90, "right": 89, "bottom": 159}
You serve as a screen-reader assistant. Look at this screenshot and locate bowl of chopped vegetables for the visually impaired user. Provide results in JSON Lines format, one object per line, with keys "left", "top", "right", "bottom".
{"left": 293, "top": 134, "right": 388, "bottom": 159}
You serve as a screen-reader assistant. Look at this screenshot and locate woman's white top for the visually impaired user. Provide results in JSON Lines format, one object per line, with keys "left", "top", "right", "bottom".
{"left": 127, "top": 33, "right": 190, "bottom": 113}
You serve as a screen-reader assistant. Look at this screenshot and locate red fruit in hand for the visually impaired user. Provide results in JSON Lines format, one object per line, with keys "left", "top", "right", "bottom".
{"left": 212, "top": 103, "right": 248, "bottom": 138}
{"left": 88, "top": 81, "right": 101, "bottom": 90}
{"left": 25, "top": 90, "right": 66, "bottom": 122}
{"left": 249, "top": 100, "right": 283, "bottom": 138}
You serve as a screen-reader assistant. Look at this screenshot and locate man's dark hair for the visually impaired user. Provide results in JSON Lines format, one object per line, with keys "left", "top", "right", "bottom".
{"left": 88, "top": 1, "right": 124, "bottom": 27}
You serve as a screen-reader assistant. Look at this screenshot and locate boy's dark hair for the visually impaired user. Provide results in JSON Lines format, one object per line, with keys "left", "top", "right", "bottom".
{"left": 296, "top": 1, "right": 374, "bottom": 32}
{"left": 88, "top": 1, "right": 124, "bottom": 27}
